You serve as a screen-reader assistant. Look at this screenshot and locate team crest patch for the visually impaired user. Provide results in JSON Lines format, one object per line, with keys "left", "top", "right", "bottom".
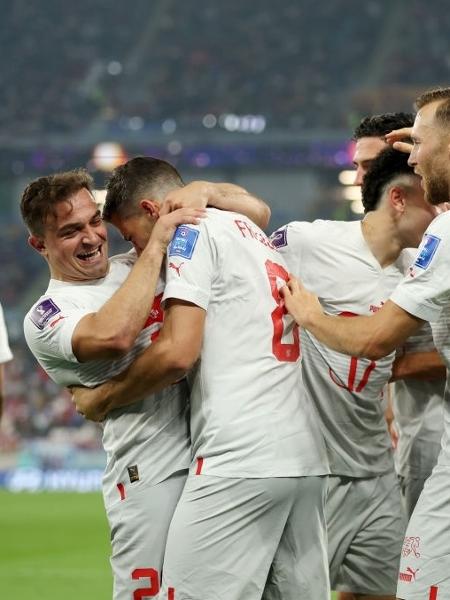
{"left": 414, "top": 234, "right": 441, "bottom": 269}
{"left": 127, "top": 465, "right": 139, "bottom": 483}
{"left": 169, "top": 225, "right": 199, "bottom": 259}
{"left": 271, "top": 228, "right": 288, "bottom": 248}
{"left": 30, "top": 298, "right": 61, "bottom": 330}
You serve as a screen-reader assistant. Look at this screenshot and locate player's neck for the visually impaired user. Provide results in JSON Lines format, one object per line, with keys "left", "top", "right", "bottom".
{"left": 361, "top": 212, "right": 402, "bottom": 268}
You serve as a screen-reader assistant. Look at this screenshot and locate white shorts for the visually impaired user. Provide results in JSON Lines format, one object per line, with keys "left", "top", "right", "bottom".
{"left": 105, "top": 470, "right": 187, "bottom": 600}
{"left": 160, "top": 474, "right": 329, "bottom": 600}
{"left": 399, "top": 474, "right": 429, "bottom": 519}
{"left": 327, "top": 471, "right": 406, "bottom": 595}
{"left": 397, "top": 465, "right": 450, "bottom": 600}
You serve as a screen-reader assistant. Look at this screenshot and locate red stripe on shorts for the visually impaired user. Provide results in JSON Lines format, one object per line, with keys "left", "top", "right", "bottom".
{"left": 195, "top": 457, "right": 204, "bottom": 475}
{"left": 168, "top": 588, "right": 175, "bottom": 600}
{"left": 429, "top": 586, "right": 438, "bottom": 600}
{"left": 117, "top": 482, "right": 126, "bottom": 501}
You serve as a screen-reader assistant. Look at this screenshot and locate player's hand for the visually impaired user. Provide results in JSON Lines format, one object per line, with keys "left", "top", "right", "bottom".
{"left": 146, "top": 206, "right": 206, "bottom": 255}
{"left": 161, "top": 181, "right": 212, "bottom": 214}
{"left": 385, "top": 127, "right": 413, "bottom": 154}
{"left": 69, "top": 383, "right": 111, "bottom": 422}
{"left": 280, "top": 276, "right": 322, "bottom": 327}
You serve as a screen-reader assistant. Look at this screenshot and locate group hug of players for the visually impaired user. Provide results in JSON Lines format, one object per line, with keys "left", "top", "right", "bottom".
{"left": 21, "top": 85, "right": 450, "bottom": 600}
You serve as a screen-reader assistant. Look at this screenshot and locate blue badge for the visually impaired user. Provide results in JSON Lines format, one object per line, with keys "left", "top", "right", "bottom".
{"left": 271, "top": 228, "right": 288, "bottom": 248}
{"left": 30, "top": 298, "right": 61, "bottom": 330}
{"left": 414, "top": 234, "right": 441, "bottom": 269}
{"left": 169, "top": 225, "right": 199, "bottom": 259}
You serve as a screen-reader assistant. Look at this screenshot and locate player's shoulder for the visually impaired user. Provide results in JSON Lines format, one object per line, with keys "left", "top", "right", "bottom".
{"left": 425, "top": 211, "right": 450, "bottom": 238}
{"left": 23, "top": 293, "right": 65, "bottom": 343}
{"left": 271, "top": 218, "right": 353, "bottom": 250}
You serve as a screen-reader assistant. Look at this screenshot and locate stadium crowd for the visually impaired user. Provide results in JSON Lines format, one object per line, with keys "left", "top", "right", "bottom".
{"left": 3, "top": 0, "right": 450, "bottom": 138}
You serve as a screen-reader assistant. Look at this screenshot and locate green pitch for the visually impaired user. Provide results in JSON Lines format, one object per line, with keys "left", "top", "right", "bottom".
{"left": 0, "top": 491, "right": 111, "bottom": 599}
{"left": 0, "top": 491, "right": 338, "bottom": 599}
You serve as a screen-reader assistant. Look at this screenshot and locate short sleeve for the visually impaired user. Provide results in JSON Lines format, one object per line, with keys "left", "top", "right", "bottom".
{"left": 163, "top": 221, "right": 218, "bottom": 310}
{"left": 24, "top": 297, "right": 93, "bottom": 364}
{"left": 270, "top": 221, "right": 311, "bottom": 277}
{"left": 391, "top": 213, "right": 450, "bottom": 322}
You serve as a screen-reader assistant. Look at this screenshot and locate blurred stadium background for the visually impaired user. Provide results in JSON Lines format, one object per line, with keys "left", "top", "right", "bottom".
{"left": 0, "top": 1, "right": 449, "bottom": 597}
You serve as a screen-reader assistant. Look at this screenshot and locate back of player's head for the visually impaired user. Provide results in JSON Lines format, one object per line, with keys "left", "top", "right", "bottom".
{"left": 20, "top": 169, "right": 93, "bottom": 237}
{"left": 104, "top": 156, "right": 185, "bottom": 221}
{"left": 415, "top": 86, "right": 450, "bottom": 129}
{"left": 361, "top": 147, "right": 416, "bottom": 213}
{"left": 353, "top": 112, "right": 414, "bottom": 140}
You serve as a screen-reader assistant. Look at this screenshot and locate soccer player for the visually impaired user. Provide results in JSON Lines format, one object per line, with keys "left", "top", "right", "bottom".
{"left": 21, "top": 167, "right": 269, "bottom": 600}
{"left": 71, "top": 156, "right": 330, "bottom": 600}
{"left": 0, "top": 301, "right": 13, "bottom": 423}
{"left": 353, "top": 112, "right": 414, "bottom": 186}
{"left": 281, "top": 86, "right": 450, "bottom": 600}
{"left": 353, "top": 113, "right": 446, "bottom": 519}
{"left": 270, "top": 146, "right": 440, "bottom": 600}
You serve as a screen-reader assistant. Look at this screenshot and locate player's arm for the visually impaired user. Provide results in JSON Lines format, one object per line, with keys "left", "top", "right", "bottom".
{"left": 71, "top": 299, "right": 205, "bottom": 421}
{"left": 281, "top": 277, "right": 423, "bottom": 359}
{"left": 163, "top": 181, "right": 271, "bottom": 229}
{"left": 390, "top": 349, "right": 446, "bottom": 381}
{"left": 72, "top": 207, "right": 205, "bottom": 362}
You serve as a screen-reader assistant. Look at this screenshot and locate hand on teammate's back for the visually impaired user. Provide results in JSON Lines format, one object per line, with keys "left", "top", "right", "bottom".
{"left": 280, "top": 276, "right": 323, "bottom": 327}
{"left": 385, "top": 127, "right": 413, "bottom": 154}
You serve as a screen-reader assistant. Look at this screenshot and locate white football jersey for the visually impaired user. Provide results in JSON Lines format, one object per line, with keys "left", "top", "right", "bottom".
{"left": 0, "top": 302, "right": 12, "bottom": 363}
{"left": 392, "top": 321, "right": 445, "bottom": 479}
{"left": 24, "top": 253, "right": 190, "bottom": 502}
{"left": 272, "top": 219, "right": 413, "bottom": 477}
{"left": 163, "top": 208, "right": 328, "bottom": 478}
{"left": 391, "top": 211, "right": 450, "bottom": 469}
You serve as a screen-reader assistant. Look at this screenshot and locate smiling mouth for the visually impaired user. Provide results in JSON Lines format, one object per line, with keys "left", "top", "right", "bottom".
{"left": 77, "top": 246, "right": 102, "bottom": 262}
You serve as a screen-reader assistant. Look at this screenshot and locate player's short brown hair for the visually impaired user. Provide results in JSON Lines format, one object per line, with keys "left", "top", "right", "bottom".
{"left": 20, "top": 169, "right": 94, "bottom": 237}
{"left": 415, "top": 87, "right": 450, "bottom": 129}
{"left": 104, "top": 156, "right": 184, "bottom": 221}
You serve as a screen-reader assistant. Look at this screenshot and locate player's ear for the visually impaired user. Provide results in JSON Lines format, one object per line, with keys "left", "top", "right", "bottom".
{"left": 28, "top": 235, "right": 47, "bottom": 255}
{"left": 389, "top": 185, "right": 406, "bottom": 214}
{"left": 139, "top": 199, "right": 160, "bottom": 219}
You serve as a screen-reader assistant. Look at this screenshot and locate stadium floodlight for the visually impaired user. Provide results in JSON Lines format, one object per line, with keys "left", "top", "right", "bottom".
{"left": 91, "top": 142, "right": 127, "bottom": 172}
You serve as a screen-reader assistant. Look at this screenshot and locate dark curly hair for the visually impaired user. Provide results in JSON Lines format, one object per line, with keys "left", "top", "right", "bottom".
{"left": 353, "top": 112, "right": 414, "bottom": 140}
{"left": 361, "top": 147, "right": 417, "bottom": 213}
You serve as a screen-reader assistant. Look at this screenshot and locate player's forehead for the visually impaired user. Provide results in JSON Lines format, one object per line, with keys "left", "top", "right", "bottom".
{"left": 353, "top": 136, "right": 387, "bottom": 163}
{"left": 46, "top": 188, "right": 98, "bottom": 231}
{"left": 412, "top": 101, "right": 441, "bottom": 138}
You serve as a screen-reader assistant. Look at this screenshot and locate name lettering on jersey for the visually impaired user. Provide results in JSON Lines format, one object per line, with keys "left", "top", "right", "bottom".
{"left": 234, "top": 219, "right": 276, "bottom": 250}
{"left": 169, "top": 225, "right": 199, "bottom": 259}
{"left": 270, "top": 227, "right": 288, "bottom": 248}
{"left": 414, "top": 233, "right": 441, "bottom": 269}
{"left": 30, "top": 298, "right": 61, "bottom": 330}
